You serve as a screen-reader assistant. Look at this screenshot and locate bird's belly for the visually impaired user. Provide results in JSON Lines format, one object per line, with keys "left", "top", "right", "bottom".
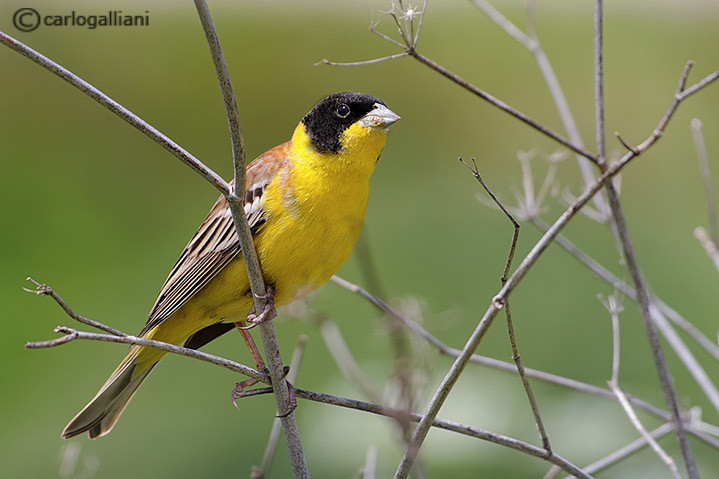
{"left": 256, "top": 205, "right": 365, "bottom": 306}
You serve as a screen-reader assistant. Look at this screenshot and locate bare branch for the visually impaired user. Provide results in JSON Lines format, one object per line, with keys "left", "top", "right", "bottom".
{"left": 316, "top": 52, "right": 410, "bottom": 67}
{"left": 252, "top": 336, "right": 309, "bottom": 479}
{"left": 291, "top": 389, "right": 592, "bottom": 479}
{"left": 459, "top": 157, "right": 551, "bottom": 451}
{"left": 24, "top": 277, "right": 126, "bottom": 337}
{"left": 691, "top": 118, "right": 719, "bottom": 245}
{"left": 319, "top": 3, "right": 596, "bottom": 163}
{"left": 0, "top": 31, "right": 230, "bottom": 196}
{"left": 26, "top": 326, "right": 267, "bottom": 382}
{"left": 470, "top": 0, "right": 609, "bottom": 216}
{"left": 409, "top": 51, "right": 596, "bottom": 162}
{"left": 331, "top": 276, "right": 719, "bottom": 450}
{"left": 609, "top": 382, "right": 681, "bottom": 479}
{"left": 575, "top": 423, "right": 675, "bottom": 477}
{"left": 394, "top": 62, "right": 718, "bottom": 477}
{"left": 694, "top": 227, "right": 719, "bottom": 272}
{"left": 602, "top": 286, "right": 680, "bottom": 478}
{"left": 192, "top": 2, "right": 304, "bottom": 475}
{"left": 362, "top": 445, "right": 378, "bottom": 479}
{"left": 531, "top": 218, "right": 719, "bottom": 362}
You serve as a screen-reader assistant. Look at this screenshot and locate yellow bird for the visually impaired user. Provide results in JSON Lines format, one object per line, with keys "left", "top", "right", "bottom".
{"left": 62, "top": 92, "right": 400, "bottom": 439}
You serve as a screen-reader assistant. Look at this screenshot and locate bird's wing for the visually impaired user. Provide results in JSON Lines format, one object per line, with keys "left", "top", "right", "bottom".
{"left": 140, "top": 143, "right": 289, "bottom": 334}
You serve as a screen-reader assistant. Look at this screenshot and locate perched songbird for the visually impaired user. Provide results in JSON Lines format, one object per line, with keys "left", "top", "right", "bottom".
{"left": 62, "top": 92, "right": 400, "bottom": 439}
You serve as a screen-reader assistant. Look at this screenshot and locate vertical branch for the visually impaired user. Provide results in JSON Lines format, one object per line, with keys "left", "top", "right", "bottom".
{"left": 594, "top": 0, "right": 606, "bottom": 167}
{"left": 593, "top": 3, "right": 696, "bottom": 477}
{"left": 470, "top": 0, "right": 609, "bottom": 216}
{"left": 691, "top": 119, "right": 719, "bottom": 245}
{"left": 602, "top": 292, "right": 679, "bottom": 478}
{"left": 192, "top": 1, "right": 307, "bottom": 477}
{"left": 608, "top": 382, "right": 682, "bottom": 479}
{"left": 251, "top": 336, "right": 308, "bottom": 479}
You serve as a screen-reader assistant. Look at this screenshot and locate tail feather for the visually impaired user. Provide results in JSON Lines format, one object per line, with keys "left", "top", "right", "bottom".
{"left": 62, "top": 350, "right": 157, "bottom": 439}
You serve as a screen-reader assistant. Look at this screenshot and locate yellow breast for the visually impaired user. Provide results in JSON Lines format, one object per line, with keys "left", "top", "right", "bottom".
{"left": 256, "top": 121, "right": 387, "bottom": 305}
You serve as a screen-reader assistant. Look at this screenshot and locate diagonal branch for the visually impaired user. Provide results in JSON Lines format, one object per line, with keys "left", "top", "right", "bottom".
{"left": 26, "top": 326, "right": 267, "bottom": 382}
{"left": 330, "top": 276, "right": 719, "bottom": 451}
{"left": 24, "top": 277, "right": 126, "bottom": 337}
{"left": 469, "top": 0, "right": 609, "bottom": 217}
{"left": 393, "top": 64, "right": 719, "bottom": 478}
{"left": 0, "top": 31, "right": 230, "bottom": 196}
{"left": 319, "top": 3, "right": 597, "bottom": 164}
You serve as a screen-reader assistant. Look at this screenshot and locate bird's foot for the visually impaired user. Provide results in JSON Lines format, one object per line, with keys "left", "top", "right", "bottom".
{"left": 238, "top": 286, "right": 277, "bottom": 330}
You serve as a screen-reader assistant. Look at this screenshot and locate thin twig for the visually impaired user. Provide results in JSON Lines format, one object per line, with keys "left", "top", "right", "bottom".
{"left": 362, "top": 445, "right": 378, "bottom": 479}
{"left": 26, "top": 327, "right": 267, "bottom": 381}
{"left": 319, "top": 3, "right": 596, "bottom": 163}
{"left": 691, "top": 118, "right": 719, "bottom": 245}
{"left": 237, "top": 386, "right": 590, "bottom": 478}
{"left": 409, "top": 50, "right": 596, "bottom": 162}
{"left": 24, "top": 277, "right": 126, "bottom": 337}
{"left": 319, "top": 318, "right": 383, "bottom": 403}
{"left": 572, "top": 422, "right": 675, "bottom": 477}
{"left": 531, "top": 218, "right": 719, "bottom": 362}
{"left": 598, "top": 292, "right": 623, "bottom": 384}
{"left": 532, "top": 219, "right": 719, "bottom": 417}
{"left": 594, "top": 0, "right": 606, "bottom": 168}
{"left": 593, "top": 0, "right": 697, "bottom": 468}
{"left": 316, "top": 52, "right": 410, "bottom": 67}
{"left": 469, "top": 0, "right": 609, "bottom": 217}
{"left": 460, "top": 158, "right": 551, "bottom": 452}
{"left": 192, "top": 2, "right": 304, "bottom": 475}
{"left": 609, "top": 382, "right": 681, "bottom": 479}
{"left": 331, "top": 276, "right": 719, "bottom": 450}
{"left": 602, "top": 286, "right": 680, "bottom": 478}
{"left": 694, "top": 227, "right": 719, "bottom": 272}
{"left": 0, "top": 31, "right": 230, "bottom": 196}
{"left": 288, "top": 389, "right": 593, "bottom": 479}
{"left": 355, "top": 228, "right": 417, "bottom": 445}
{"left": 394, "top": 65, "right": 719, "bottom": 478}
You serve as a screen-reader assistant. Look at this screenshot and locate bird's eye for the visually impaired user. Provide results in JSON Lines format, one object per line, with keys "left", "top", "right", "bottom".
{"left": 337, "top": 103, "right": 350, "bottom": 118}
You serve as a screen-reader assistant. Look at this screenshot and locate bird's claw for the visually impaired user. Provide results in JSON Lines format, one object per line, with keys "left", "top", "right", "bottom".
{"left": 239, "top": 286, "right": 277, "bottom": 329}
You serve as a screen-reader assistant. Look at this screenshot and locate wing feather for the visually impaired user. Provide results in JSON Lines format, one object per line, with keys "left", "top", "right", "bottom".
{"left": 141, "top": 143, "right": 289, "bottom": 334}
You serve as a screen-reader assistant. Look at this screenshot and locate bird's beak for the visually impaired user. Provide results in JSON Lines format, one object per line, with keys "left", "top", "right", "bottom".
{"left": 362, "top": 103, "right": 401, "bottom": 129}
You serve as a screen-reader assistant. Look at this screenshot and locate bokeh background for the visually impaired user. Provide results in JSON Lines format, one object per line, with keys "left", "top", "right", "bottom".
{"left": 2, "top": 0, "right": 718, "bottom": 477}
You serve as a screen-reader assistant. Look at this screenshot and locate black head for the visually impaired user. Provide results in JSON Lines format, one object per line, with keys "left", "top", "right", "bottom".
{"left": 301, "top": 92, "right": 387, "bottom": 153}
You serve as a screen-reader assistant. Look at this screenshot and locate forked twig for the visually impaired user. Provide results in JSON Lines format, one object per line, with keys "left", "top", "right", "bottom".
{"left": 531, "top": 218, "right": 719, "bottom": 363}
{"left": 24, "top": 277, "right": 126, "bottom": 337}
{"left": 469, "top": 0, "right": 609, "bottom": 217}
{"left": 319, "top": 2, "right": 597, "bottom": 163}
{"left": 26, "top": 326, "right": 267, "bottom": 382}
{"left": 393, "top": 64, "right": 719, "bottom": 478}
{"left": 330, "top": 276, "right": 719, "bottom": 452}
{"left": 602, "top": 290, "right": 680, "bottom": 478}
{"left": 25, "top": 275, "right": 590, "bottom": 477}
{"left": 459, "top": 157, "right": 551, "bottom": 452}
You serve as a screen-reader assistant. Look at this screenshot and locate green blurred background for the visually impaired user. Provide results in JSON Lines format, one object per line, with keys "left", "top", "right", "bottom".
{"left": 2, "top": 0, "right": 718, "bottom": 477}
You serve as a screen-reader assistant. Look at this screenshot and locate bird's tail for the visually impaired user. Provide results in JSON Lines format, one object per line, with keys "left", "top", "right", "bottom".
{"left": 61, "top": 346, "right": 161, "bottom": 439}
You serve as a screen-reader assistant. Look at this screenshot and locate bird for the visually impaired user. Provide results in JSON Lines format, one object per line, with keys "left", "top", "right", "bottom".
{"left": 61, "top": 92, "right": 400, "bottom": 439}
